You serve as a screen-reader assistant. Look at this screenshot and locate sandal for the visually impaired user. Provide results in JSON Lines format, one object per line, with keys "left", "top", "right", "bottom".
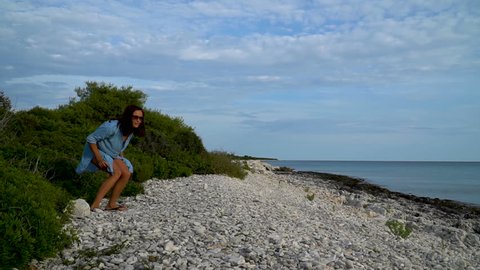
{"left": 105, "top": 205, "right": 127, "bottom": 211}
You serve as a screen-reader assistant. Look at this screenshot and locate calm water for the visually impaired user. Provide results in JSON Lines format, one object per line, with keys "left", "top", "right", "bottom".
{"left": 265, "top": 160, "right": 480, "bottom": 206}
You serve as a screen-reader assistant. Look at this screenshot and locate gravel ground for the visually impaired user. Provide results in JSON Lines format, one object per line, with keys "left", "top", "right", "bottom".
{"left": 35, "top": 166, "right": 480, "bottom": 270}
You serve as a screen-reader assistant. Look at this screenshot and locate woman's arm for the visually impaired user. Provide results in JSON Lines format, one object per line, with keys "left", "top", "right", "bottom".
{"left": 86, "top": 121, "right": 117, "bottom": 170}
{"left": 89, "top": 143, "right": 108, "bottom": 170}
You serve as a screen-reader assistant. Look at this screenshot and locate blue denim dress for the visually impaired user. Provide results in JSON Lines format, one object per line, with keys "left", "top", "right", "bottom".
{"left": 76, "top": 120, "right": 134, "bottom": 174}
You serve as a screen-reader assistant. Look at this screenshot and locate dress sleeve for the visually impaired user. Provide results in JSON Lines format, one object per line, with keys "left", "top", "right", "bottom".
{"left": 121, "top": 133, "right": 134, "bottom": 152}
{"left": 86, "top": 121, "right": 117, "bottom": 144}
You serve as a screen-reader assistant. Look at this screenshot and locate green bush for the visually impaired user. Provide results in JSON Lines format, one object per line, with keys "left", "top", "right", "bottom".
{"left": 0, "top": 158, "right": 74, "bottom": 269}
{"left": 275, "top": 166, "right": 294, "bottom": 173}
{"left": 64, "top": 173, "right": 105, "bottom": 204}
{"left": 70, "top": 81, "right": 147, "bottom": 122}
{"left": 0, "top": 90, "right": 12, "bottom": 112}
{"left": 122, "top": 181, "right": 145, "bottom": 197}
{"left": 130, "top": 153, "right": 155, "bottom": 183}
{"left": 167, "top": 161, "right": 193, "bottom": 178}
{"left": 386, "top": 219, "right": 412, "bottom": 239}
{"left": 207, "top": 151, "right": 247, "bottom": 179}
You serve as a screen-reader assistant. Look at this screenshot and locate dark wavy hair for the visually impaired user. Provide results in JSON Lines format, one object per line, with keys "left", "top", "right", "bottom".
{"left": 118, "top": 105, "right": 145, "bottom": 137}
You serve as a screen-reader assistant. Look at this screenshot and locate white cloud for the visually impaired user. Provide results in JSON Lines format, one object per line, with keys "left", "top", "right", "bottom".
{"left": 1, "top": 0, "right": 479, "bottom": 160}
{"left": 180, "top": 44, "right": 248, "bottom": 61}
{"left": 247, "top": 75, "right": 282, "bottom": 82}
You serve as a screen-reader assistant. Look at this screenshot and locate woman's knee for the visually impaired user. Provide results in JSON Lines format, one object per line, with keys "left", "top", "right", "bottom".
{"left": 114, "top": 159, "right": 131, "bottom": 178}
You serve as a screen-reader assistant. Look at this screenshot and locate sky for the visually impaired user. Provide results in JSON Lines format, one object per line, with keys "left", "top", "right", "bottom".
{"left": 1, "top": 0, "right": 479, "bottom": 161}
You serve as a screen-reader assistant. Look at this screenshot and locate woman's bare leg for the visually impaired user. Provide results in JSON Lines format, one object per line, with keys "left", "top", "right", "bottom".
{"left": 90, "top": 161, "right": 122, "bottom": 210}
{"left": 106, "top": 159, "right": 131, "bottom": 209}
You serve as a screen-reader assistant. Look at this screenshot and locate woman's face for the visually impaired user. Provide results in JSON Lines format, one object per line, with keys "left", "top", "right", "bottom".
{"left": 131, "top": 110, "right": 144, "bottom": 128}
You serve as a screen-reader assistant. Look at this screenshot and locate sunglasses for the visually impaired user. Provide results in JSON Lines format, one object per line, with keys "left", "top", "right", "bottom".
{"left": 132, "top": 115, "right": 144, "bottom": 121}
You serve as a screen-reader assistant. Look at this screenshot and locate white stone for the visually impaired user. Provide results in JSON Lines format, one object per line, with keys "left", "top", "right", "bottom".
{"left": 164, "top": 241, "right": 180, "bottom": 252}
{"left": 194, "top": 224, "right": 206, "bottom": 235}
{"left": 71, "top": 199, "right": 90, "bottom": 218}
{"left": 126, "top": 256, "right": 138, "bottom": 264}
{"left": 228, "top": 254, "right": 245, "bottom": 266}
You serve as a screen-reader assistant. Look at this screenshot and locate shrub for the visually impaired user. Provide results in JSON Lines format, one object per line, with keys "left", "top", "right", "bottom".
{"left": 386, "top": 220, "right": 412, "bottom": 239}
{"left": 0, "top": 90, "right": 12, "bottom": 112}
{"left": 275, "top": 166, "right": 294, "bottom": 173}
{"left": 129, "top": 153, "right": 155, "bottom": 183}
{"left": 70, "top": 81, "right": 146, "bottom": 122}
{"left": 0, "top": 91, "right": 13, "bottom": 138}
{"left": 65, "top": 173, "right": 105, "bottom": 203}
{"left": 153, "top": 157, "right": 170, "bottom": 179}
{"left": 167, "top": 161, "right": 193, "bottom": 178}
{"left": 0, "top": 158, "right": 74, "bottom": 269}
{"left": 122, "top": 181, "right": 145, "bottom": 197}
{"left": 207, "top": 151, "right": 247, "bottom": 179}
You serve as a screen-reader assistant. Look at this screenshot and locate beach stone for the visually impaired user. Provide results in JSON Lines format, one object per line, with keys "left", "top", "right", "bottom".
{"left": 71, "top": 199, "right": 90, "bottom": 218}
{"left": 193, "top": 224, "right": 206, "bottom": 235}
{"left": 228, "top": 254, "right": 245, "bottom": 266}
{"left": 346, "top": 194, "right": 364, "bottom": 208}
{"left": 164, "top": 241, "right": 180, "bottom": 253}
{"left": 463, "top": 233, "right": 480, "bottom": 247}
{"left": 366, "top": 204, "right": 387, "bottom": 216}
{"left": 111, "top": 257, "right": 124, "bottom": 264}
{"left": 126, "top": 255, "right": 137, "bottom": 264}
{"left": 244, "top": 160, "right": 276, "bottom": 174}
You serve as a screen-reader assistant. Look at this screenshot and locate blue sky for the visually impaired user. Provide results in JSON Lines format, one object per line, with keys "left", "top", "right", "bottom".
{"left": 1, "top": 0, "right": 479, "bottom": 161}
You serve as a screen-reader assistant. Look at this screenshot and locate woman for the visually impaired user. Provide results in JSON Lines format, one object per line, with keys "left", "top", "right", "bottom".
{"left": 76, "top": 105, "right": 145, "bottom": 211}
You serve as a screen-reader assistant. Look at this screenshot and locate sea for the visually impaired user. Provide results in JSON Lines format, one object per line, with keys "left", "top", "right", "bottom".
{"left": 264, "top": 160, "right": 480, "bottom": 206}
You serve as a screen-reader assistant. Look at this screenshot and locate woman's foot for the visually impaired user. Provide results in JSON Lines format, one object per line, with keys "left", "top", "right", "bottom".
{"left": 105, "top": 204, "right": 127, "bottom": 211}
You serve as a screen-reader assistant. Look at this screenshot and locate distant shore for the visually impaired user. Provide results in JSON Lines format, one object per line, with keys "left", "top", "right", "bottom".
{"left": 266, "top": 159, "right": 480, "bottom": 209}
{"left": 285, "top": 170, "right": 480, "bottom": 218}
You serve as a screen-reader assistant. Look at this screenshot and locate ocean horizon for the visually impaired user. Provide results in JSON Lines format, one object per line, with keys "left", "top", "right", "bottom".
{"left": 264, "top": 160, "right": 480, "bottom": 206}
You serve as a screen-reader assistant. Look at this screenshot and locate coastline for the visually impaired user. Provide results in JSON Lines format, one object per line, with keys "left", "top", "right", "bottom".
{"left": 35, "top": 162, "right": 480, "bottom": 269}
{"left": 265, "top": 160, "right": 480, "bottom": 207}
{"left": 287, "top": 170, "right": 480, "bottom": 218}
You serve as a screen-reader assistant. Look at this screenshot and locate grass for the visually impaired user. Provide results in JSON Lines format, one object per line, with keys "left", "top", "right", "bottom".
{"left": 303, "top": 186, "right": 315, "bottom": 201}
{"left": 208, "top": 151, "right": 248, "bottom": 179}
{"left": 386, "top": 220, "right": 412, "bottom": 239}
{"left": 274, "top": 166, "right": 294, "bottom": 173}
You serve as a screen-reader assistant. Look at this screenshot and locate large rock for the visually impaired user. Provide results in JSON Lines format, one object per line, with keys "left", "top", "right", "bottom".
{"left": 71, "top": 199, "right": 91, "bottom": 218}
{"left": 245, "top": 160, "right": 277, "bottom": 175}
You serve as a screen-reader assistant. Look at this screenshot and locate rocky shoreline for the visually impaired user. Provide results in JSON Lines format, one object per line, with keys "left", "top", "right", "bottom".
{"left": 35, "top": 161, "right": 480, "bottom": 269}
{"left": 288, "top": 171, "right": 480, "bottom": 219}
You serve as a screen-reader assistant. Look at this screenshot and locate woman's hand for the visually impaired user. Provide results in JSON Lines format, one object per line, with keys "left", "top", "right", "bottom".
{"left": 89, "top": 143, "right": 108, "bottom": 171}
{"left": 97, "top": 159, "right": 108, "bottom": 170}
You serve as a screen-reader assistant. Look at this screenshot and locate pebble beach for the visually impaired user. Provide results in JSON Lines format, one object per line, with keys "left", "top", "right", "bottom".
{"left": 35, "top": 161, "right": 480, "bottom": 270}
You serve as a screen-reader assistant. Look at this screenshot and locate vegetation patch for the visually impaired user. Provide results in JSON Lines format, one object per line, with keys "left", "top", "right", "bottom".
{"left": 386, "top": 220, "right": 412, "bottom": 239}
{"left": 303, "top": 186, "right": 315, "bottom": 201}
{"left": 0, "top": 157, "right": 74, "bottom": 269}
{"left": 208, "top": 151, "right": 247, "bottom": 179}
{"left": 306, "top": 192, "right": 315, "bottom": 201}
{"left": 274, "top": 166, "right": 294, "bottom": 173}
